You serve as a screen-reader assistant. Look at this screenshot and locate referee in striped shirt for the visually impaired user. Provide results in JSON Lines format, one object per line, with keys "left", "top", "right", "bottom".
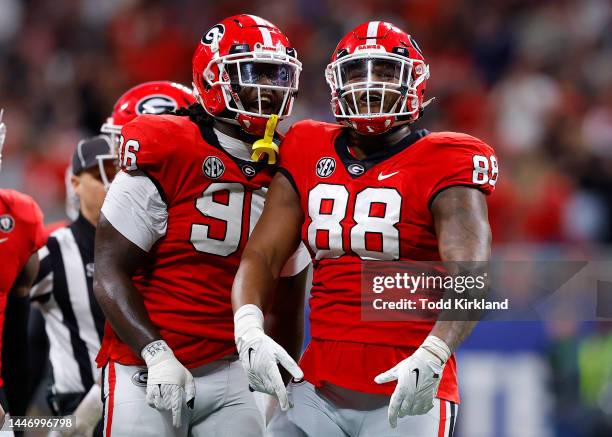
{"left": 30, "top": 136, "right": 117, "bottom": 436}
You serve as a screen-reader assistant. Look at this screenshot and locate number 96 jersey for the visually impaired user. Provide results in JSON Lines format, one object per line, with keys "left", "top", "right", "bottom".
{"left": 279, "top": 120, "right": 498, "bottom": 402}
{"left": 97, "top": 114, "right": 290, "bottom": 369}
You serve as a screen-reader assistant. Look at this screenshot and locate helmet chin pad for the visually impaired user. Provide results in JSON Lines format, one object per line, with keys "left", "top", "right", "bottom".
{"left": 347, "top": 116, "right": 396, "bottom": 136}
{"left": 238, "top": 114, "right": 269, "bottom": 136}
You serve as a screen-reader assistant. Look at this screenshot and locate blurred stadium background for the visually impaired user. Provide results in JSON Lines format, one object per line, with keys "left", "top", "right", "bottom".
{"left": 0, "top": 0, "right": 611, "bottom": 436}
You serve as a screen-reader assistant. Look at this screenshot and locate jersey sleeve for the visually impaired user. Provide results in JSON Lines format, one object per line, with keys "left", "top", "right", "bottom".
{"left": 119, "top": 115, "right": 185, "bottom": 204}
{"left": 280, "top": 242, "right": 311, "bottom": 277}
{"left": 13, "top": 191, "right": 46, "bottom": 254}
{"left": 423, "top": 133, "right": 498, "bottom": 207}
{"left": 119, "top": 118, "right": 156, "bottom": 174}
{"left": 30, "top": 200, "right": 46, "bottom": 252}
{"left": 101, "top": 170, "right": 168, "bottom": 252}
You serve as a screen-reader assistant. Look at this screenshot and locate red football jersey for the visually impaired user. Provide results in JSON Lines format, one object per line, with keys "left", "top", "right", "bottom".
{"left": 97, "top": 115, "right": 279, "bottom": 369}
{"left": 279, "top": 120, "right": 498, "bottom": 403}
{"left": 0, "top": 189, "right": 46, "bottom": 385}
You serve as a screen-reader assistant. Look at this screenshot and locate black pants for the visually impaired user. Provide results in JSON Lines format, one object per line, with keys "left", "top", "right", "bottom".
{"left": 0, "top": 387, "right": 8, "bottom": 411}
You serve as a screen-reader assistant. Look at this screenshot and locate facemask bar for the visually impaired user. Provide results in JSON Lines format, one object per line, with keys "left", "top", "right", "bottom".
{"left": 204, "top": 47, "right": 302, "bottom": 120}
{"left": 326, "top": 52, "right": 429, "bottom": 119}
{"left": 100, "top": 121, "right": 123, "bottom": 158}
{"left": 95, "top": 134, "right": 119, "bottom": 190}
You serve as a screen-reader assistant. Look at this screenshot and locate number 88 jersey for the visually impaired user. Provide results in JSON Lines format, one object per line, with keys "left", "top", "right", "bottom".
{"left": 279, "top": 120, "right": 497, "bottom": 399}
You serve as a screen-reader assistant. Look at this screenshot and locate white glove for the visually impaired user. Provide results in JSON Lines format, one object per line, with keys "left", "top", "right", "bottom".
{"left": 234, "top": 304, "right": 303, "bottom": 411}
{"left": 374, "top": 335, "right": 451, "bottom": 428}
{"left": 141, "top": 340, "right": 195, "bottom": 428}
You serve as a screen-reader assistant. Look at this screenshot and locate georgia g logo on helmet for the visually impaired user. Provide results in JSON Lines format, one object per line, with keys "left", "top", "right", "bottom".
{"left": 202, "top": 24, "right": 225, "bottom": 46}
{"left": 135, "top": 95, "right": 178, "bottom": 115}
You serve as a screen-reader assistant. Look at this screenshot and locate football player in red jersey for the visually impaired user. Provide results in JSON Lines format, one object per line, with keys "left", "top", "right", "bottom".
{"left": 232, "top": 21, "right": 498, "bottom": 436}
{"left": 93, "top": 15, "right": 309, "bottom": 437}
{"left": 99, "top": 81, "right": 198, "bottom": 189}
{"left": 0, "top": 110, "right": 46, "bottom": 431}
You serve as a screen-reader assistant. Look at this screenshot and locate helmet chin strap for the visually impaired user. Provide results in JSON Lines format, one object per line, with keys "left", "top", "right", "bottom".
{"left": 251, "top": 114, "right": 279, "bottom": 164}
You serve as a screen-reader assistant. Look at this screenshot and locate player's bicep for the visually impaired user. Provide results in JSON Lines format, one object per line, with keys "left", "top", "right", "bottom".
{"left": 246, "top": 171, "right": 305, "bottom": 275}
{"left": 431, "top": 186, "right": 491, "bottom": 263}
{"left": 95, "top": 212, "right": 149, "bottom": 278}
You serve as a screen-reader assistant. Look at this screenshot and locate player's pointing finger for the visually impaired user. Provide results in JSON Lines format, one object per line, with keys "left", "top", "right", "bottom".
{"left": 275, "top": 347, "right": 304, "bottom": 381}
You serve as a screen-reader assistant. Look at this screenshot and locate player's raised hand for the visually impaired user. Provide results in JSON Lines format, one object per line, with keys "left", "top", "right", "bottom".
{"left": 141, "top": 340, "right": 195, "bottom": 428}
{"left": 234, "top": 304, "right": 304, "bottom": 411}
{"left": 374, "top": 336, "right": 451, "bottom": 428}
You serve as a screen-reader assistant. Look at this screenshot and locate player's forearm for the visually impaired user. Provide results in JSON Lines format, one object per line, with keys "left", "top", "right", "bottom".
{"left": 232, "top": 247, "right": 278, "bottom": 312}
{"left": 431, "top": 186, "right": 492, "bottom": 352}
{"left": 94, "top": 273, "right": 161, "bottom": 353}
{"left": 266, "top": 269, "right": 308, "bottom": 363}
{"left": 94, "top": 215, "right": 162, "bottom": 354}
{"left": 429, "top": 320, "right": 477, "bottom": 353}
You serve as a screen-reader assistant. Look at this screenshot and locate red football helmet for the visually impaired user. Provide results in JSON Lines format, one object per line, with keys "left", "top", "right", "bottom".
{"left": 100, "top": 81, "right": 195, "bottom": 187}
{"left": 325, "top": 21, "right": 430, "bottom": 135}
{"left": 192, "top": 15, "right": 301, "bottom": 135}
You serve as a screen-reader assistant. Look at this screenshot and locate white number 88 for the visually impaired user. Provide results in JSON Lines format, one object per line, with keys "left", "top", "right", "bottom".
{"left": 472, "top": 154, "right": 498, "bottom": 186}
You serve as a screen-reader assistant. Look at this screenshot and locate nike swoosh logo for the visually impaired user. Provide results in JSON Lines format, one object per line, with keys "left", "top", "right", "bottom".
{"left": 248, "top": 347, "right": 254, "bottom": 366}
{"left": 0, "top": 238, "right": 7, "bottom": 244}
{"left": 378, "top": 171, "right": 399, "bottom": 181}
{"left": 412, "top": 368, "right": 420, "bottom": 387}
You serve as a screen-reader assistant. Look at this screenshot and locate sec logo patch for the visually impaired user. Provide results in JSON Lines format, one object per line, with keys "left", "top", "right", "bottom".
{"left": 203, "top": 156, "right": 225, "bottom": 179}
{"left": 316, "top": 157, "right": 336, "bottom": 178}
{"left": 0, "top": 214, "right": 15, "bottom": 233}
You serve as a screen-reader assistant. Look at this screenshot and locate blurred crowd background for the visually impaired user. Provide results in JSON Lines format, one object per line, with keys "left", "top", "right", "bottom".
{"left": 0, "top": 0, "right": 611, "bottom": 436}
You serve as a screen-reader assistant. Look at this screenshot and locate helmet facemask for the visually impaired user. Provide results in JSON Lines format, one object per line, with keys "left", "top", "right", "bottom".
{"left": 96, "top": 152, "right": 119, "bottom": 190}
{"left": 326, "top": 50, "right": 429, "bottom": 131}
{"left": 99, "top": 122, "right": 121, "bottom": 189}
{"left": 203, "top": 44, "right": 301, "bottom": 129}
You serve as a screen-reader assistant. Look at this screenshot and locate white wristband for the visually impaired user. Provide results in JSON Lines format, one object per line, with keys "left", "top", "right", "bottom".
{"left": 421, "top": 335, "right": 452, "bottom": 365}
{"left": 234, "top": 304, "right": 265, "bottom": 348}
{"left": 141, "top": 339, "right": 174, "bottom": 366}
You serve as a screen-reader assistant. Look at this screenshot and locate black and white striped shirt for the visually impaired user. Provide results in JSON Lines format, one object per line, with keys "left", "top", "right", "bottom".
{"left": 30, "top": 214, "right": 104, "bottom": 394}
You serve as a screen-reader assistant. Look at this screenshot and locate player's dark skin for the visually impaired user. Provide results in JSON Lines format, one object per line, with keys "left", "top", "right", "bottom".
{"left": 232, "top": 165, "right": 490, "bottom": 356}
{"left": 209, "top": 85, "right": 282, "bottom": 143}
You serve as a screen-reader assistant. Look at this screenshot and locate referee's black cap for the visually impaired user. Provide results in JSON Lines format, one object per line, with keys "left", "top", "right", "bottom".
{"left": 72, "top": 135, "right": 112, "bottom": 175}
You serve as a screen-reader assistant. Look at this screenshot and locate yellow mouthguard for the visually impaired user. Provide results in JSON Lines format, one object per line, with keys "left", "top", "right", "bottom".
{"left": 251, "top": 114, "right": 279, "bottom": 164}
